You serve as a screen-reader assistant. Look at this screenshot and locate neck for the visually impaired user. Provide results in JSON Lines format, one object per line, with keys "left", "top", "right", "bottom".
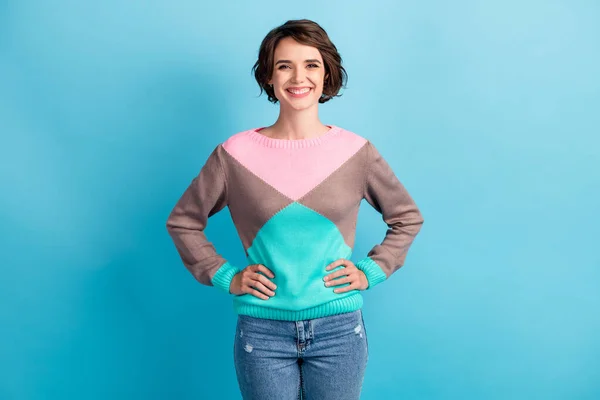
{"left": 266, "top": 105, "right": 329, "bottom": 140}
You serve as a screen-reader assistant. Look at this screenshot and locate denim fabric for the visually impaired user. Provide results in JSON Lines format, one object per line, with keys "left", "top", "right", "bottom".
{"left": 233, "top": 309, "right": 369, "bottom": 400}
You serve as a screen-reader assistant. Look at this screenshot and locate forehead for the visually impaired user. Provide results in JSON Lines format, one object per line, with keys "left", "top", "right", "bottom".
{"left": 273, "top": 37, "right": 322, "bottom": 61}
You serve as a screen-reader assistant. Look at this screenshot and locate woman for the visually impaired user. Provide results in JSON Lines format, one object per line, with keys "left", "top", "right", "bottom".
{"left": 166, "top": 19, "right": 424, "bottom": 400}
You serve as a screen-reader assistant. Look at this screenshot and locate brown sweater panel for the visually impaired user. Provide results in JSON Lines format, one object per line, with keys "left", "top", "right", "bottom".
{"left": 220, "top": 148, "right": 294, "bottom": 255}
{"left": 298, "top": 143, "right": 370, "bottom": 249}
{"left": 362, "top": 142, "right": 424, "bottom": 277}
{"left": 165, "top": 145, "right": 229, "bottom": 286}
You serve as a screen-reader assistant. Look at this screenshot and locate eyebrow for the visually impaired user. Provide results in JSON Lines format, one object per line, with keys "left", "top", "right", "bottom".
{"left": 275, "top": 59, "right": 322, "bottom": 65}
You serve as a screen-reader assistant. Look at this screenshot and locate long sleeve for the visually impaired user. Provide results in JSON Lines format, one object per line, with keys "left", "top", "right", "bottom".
{"left": 166, "top": 145, "right": 240, "bottom": 294}
{"left": 355, "top": 141, "right": 424, "bottom": 290}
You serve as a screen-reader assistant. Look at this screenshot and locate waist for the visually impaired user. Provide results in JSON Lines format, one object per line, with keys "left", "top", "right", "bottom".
{"left": 232, "top": 292, "right": 363, "bottom": 321}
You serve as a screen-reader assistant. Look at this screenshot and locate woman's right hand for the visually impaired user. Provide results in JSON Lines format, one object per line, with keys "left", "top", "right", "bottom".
{"left": 229, "top": 264, "right": 277, "bottom": 299}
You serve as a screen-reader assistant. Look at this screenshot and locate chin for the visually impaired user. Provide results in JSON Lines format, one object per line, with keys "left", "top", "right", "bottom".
{"left": 287, "top": 102, "right": 317, "bottom": 111}
{"left": 284, "top": 96, "right": 320, "bottom": 109}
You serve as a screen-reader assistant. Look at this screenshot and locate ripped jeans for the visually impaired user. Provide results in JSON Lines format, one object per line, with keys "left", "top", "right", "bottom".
{"left": 233, "top": 309, "right": 369, "bottom": 400}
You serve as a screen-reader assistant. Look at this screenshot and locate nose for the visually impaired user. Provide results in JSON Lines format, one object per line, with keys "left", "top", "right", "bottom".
{"left": 292, "top": 68, "right": 305, "bottom": 83}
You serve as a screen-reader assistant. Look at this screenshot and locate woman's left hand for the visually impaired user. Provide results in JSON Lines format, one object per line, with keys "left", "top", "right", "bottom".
{"left": 323, "top": 259, "right": 369, "bottom": 293}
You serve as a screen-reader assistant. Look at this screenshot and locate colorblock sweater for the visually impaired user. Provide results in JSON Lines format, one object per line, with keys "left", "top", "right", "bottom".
{"left": 166, "top": 125, "right": 424, "bottom": 321}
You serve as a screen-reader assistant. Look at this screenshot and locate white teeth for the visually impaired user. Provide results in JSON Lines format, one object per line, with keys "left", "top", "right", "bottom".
{"left": 288, "top": 88, "right": 310, "bottom": 94}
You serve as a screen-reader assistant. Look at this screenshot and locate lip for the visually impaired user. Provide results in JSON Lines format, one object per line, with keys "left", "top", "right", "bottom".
{"left": 286, "top": 87, "right": 312, "bottom": 98}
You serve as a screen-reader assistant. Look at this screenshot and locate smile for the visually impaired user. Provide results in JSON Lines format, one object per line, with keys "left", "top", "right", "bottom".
{"left": 286, "top": 88, "right": 312, "bottom": 98}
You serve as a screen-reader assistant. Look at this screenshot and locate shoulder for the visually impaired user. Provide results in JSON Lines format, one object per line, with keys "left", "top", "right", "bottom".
{"left": 217, "top": 127, "right": 259, "bottom": 154}
{"left": 200, "top": 128, "right": 258, "bottom": 161}
{"left": 330, "top": 126, "right": 375, "bottom": 161}
{"left": 333, "top": 128, "right": 390, "bottom": 169}
{"left": 221, "top": 127, "right": 256, "bottom": 145}
{"left": 330, "top": 125, "right": 375, "bottom": 148}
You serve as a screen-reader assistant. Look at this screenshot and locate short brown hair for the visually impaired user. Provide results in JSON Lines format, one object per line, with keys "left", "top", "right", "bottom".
{"left": 252, "top": 19, "right": 348, "bottom": 104}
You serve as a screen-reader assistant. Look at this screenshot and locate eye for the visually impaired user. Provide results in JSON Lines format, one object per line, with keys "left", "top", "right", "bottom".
{"left": 278, "top": 65, "right": 290, "bottom": 70}
{"left": 308, "top": 64, "right": 319, "bottom": 68}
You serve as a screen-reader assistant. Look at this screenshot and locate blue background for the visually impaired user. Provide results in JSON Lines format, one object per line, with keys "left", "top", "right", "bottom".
{"left": 1, "top": 1, "right": 598, "bottom": 399}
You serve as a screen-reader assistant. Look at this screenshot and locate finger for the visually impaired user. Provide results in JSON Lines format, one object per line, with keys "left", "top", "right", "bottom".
{"left": 256, "top": 264, "right": 275, "bottom": 279}
{"left": 252, "top": 280, "right": 275, "bottom": 297}
{"left": 325, "top": 276, "right": 351, "bottom": 287}
{"left": 248, "top": 287, "right": 269, "bottom": 300}
{"left": 243, "top": 276, "right": 271, "bottom": 298}
{"left": 247, "top": 265, "right": 265, "bottom": 278}
{"left": 325, "top": 258, "right": 352, "bottom": 271}
{"left": 323, "top": 267, "right": 350, "bottom": 282}
{"left": 333, "top": 281, "right": 357, "bottom": 294}
{"left": 255, "top": 273, "right": 277, "bottom": 291}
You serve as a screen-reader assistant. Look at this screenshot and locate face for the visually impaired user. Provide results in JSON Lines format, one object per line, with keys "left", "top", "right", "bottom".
{"left": 268, "top": 37, "right": 328, "bottom": 110}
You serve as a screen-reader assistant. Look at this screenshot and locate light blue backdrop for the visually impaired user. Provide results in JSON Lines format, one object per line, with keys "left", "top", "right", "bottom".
{"left": 1, "top": 1, "right": 598, "bottom": 399}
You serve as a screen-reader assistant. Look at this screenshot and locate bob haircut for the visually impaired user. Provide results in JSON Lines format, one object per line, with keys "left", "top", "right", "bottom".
{"left": 252, "top": 19, "right": 348, "bottom": 104}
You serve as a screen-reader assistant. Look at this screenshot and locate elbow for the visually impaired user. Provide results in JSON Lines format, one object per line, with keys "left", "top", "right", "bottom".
{"left": 414, "top": 209, "right": 424, "bottom": 231}
{"left": 396, "top": 207, "right": 424, "bottom": 236}
{"left": 417, "top": 210, "right": 424, "bottom": 226}
{"left": 165, "top": 211, "right": 177, "bottom": 234}
{"left": 406, "top": 205, "right": 424, "bottom": 227}
{"left": 413, "top": 203, "right": 424, "bottom": 226}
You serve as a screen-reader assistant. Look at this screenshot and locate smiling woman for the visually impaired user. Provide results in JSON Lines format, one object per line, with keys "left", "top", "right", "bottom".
{"left": 252, "top": 20, "right": 347, "bottom": 108}
{"left": 166, "top": 18, "right": 424, "bottom": 400}
{"left": 258, "top": 38, "right": 332, "bottom": 108}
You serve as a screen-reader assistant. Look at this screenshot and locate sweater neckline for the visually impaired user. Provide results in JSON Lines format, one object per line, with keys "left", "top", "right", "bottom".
{"left": 245, "top": 125, "right": 341, "bottom": 149}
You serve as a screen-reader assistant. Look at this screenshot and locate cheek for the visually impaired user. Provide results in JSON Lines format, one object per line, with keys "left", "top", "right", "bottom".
{"left": 311, "top": 73, "right": 325, "bottom": 86}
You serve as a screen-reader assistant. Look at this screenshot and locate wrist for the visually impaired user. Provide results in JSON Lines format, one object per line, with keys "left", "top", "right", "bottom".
{"left": 355, "top": 257, "right": 387, "bottom": 290}
{"left": 211, "top": 262, "right": 240, "bottom": 294}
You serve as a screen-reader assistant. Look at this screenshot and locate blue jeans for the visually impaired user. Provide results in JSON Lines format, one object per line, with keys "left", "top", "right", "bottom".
{"left": 233, "top": 309, "right": 369, "bottom": 400}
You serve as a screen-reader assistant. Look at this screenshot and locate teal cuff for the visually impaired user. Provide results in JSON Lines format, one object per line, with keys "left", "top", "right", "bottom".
{"left": 355, "top": 257, "right": 387, "bottom": 290}
{"left": 211, "top": 261, "right": 240, "bottom": 294}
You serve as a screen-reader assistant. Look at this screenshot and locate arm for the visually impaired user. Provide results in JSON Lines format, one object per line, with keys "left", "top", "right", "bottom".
{"left": 166, "top": 145, "right": 239, "bottom": 294}
{"left": 355, "top": 141, "right": 424, "bottom": 290}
